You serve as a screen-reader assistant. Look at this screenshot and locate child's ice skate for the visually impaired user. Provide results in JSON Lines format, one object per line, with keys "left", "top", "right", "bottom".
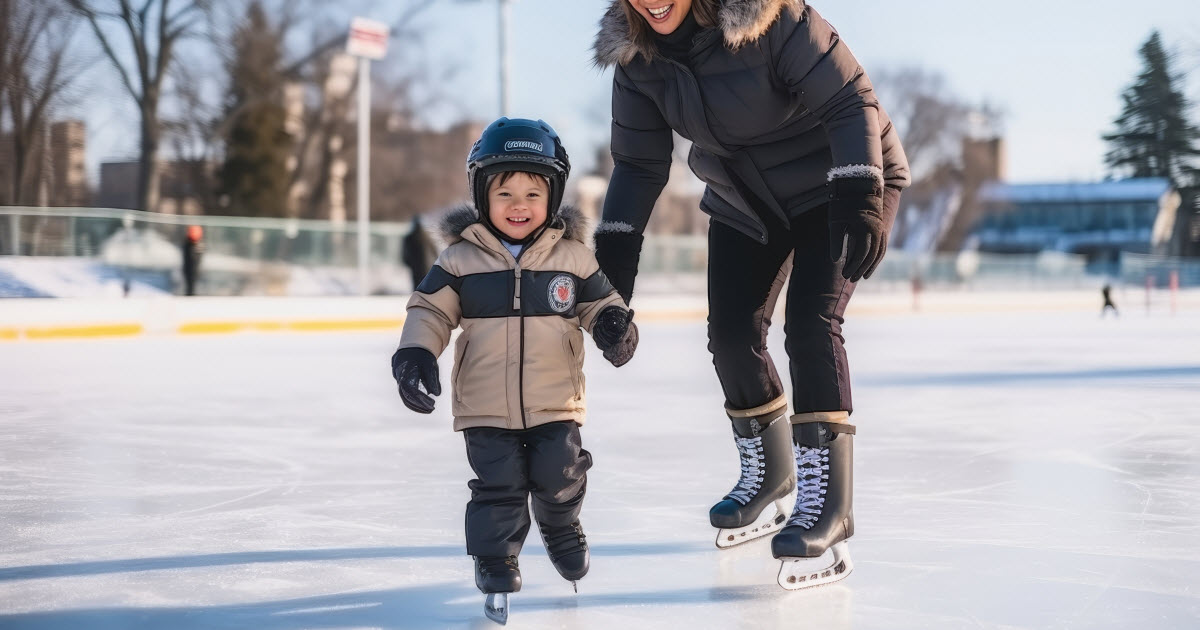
{"left": 538, "top": 520, "right": 589, "bottom": 591}
{"left": 475, "top": 555, "right": 520, "bottom": 624}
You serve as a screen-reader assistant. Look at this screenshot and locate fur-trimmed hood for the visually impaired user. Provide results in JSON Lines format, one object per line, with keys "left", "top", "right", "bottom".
{"left": 438, "top": 204, "right": 589, "bottom": 245}
{"left": 593, "top": 0, "right": 803, "bottom": 67}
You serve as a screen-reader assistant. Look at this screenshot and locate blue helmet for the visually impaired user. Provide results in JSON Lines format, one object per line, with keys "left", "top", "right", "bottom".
{"left": 467, "top": 118, "right": 571, "bottom": 225}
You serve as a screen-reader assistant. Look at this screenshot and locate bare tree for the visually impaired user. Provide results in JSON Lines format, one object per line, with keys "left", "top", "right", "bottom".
{"left": 873, "top": 67, "right": 976, "bottom": 181}
{"left": 1, "top": 0, "right": 88, "bottom": 205}
{"left": 66, "top": 0, "right": 211, "bottom": 212}
{"left": 872, "top": 66, "right": 1007, "bottom": 252}
{"left": 279, "top": 0, "right": 447, "bottom": 221}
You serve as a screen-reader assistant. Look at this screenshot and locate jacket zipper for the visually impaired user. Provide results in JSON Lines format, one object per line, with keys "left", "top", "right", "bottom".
{"left": 514, "top": 262, "right": 527, "bottom": 429}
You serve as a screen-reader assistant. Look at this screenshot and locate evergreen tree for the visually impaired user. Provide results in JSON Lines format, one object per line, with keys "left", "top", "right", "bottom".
{"left": 218, "top": 2, "right": 292, "bottom": 218}
{"left": 1103, "top": 31, "right": 1200, "bottom": 187}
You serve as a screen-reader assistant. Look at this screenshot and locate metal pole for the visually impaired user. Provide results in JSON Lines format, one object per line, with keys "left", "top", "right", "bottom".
{"left": 357, "top": 57, "right": 371, "bottom": 296}
{"left": 9, "top": 215, "right": 18, "bottom": 255}
{"left": 499, "top": 0, "right": 511, "bottom": 116}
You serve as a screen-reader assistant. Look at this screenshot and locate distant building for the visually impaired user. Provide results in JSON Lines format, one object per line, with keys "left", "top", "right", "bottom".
{"left": 97, "top": 160, "right": 210, "bottom": 215}
{"left": 0, "top": 119, "right": 89, "bottom": 206}
{"left": 971, "top": 178, "right": 1181, "bottom": 264}
{"left": 50, "top": 121, "right": 89, "bottom": 207}
{"left": 894, "top": 136, "right": 1006, "bottom": 254}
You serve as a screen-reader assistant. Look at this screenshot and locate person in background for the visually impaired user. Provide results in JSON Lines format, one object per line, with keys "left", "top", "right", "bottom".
{"left": 402, "top": 216, "right": 438, "bottom": 291}
{"left": 182, "top": 225, "right": 204, "bottom": 297}
{"left": 1102, "top": 283, "right": 1119, "bottom": 317}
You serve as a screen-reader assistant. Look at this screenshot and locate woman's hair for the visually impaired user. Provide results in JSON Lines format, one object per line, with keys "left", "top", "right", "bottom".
{"left": 619, "top": 0, "right": 720, "bottom": 58}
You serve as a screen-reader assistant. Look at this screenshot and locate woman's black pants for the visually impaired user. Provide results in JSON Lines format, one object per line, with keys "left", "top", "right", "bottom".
{"left": 707, "top": 204, "right": 856, "bottom": 414}
{"left": 462, "top": 421, "right": 592, "bottom": 558}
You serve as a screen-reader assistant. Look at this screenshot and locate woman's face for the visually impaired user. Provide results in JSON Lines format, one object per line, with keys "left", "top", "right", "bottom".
{"left": 627, "top": 0, "right": 692, "bottom": 35}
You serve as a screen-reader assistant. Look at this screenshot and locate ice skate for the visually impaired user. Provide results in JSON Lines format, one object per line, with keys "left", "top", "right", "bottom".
{"left": 475, "top": 556, "right": 520, "bottom": 624}
{"left": 772, "top": 420, "right": 855, "bottom": 590}
{"left": 538, "top": 520, "right": 588, "bottom": 591}
{"left": 710, "top": 399, "right": 796, "bottom": 548}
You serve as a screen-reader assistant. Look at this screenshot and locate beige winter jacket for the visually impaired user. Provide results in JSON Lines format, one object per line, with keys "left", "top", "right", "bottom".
{"left": 398, "top": 205, "right": 626, "bottom": 431}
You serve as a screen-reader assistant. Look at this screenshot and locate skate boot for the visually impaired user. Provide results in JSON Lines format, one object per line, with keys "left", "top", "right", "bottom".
{"left": 475, "top": 555, "right": 520, "bottom": 625}
{"left": 772, "top": 420, "right": 855, "bottom": 590}
{"left": 710, "top": 397, "right": 796, "bottom": 548}
{"left": 538, "top": 520, "right": 589, "bottom": 590}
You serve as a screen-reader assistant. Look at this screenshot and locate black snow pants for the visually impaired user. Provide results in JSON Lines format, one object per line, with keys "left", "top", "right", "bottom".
{"left": 707, "top": 203, "right": 862, "bottom": 415}
{"left": 462, "top": 421, "right": 592, "bottom": 558}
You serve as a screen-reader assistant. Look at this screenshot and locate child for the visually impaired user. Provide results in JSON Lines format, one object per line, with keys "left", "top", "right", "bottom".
{"left": 390, "top": 118, "right": 637, "bottom": 616}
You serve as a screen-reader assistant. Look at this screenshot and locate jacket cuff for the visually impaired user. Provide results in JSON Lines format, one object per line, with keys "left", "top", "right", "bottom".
{"left": 827, "top": 164, "right": 884, "bottom": 185}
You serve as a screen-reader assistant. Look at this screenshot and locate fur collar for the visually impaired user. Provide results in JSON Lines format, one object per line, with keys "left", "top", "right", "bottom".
{"left": 438, "top": 204, "right": 588, "bottom": 245}
{"left": 593, "top": 0, "right": 803, "bottom": 67}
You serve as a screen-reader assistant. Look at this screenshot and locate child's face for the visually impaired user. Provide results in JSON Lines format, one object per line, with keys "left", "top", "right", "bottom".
{"left": 488, "top": 172, "right": 549, "bottom": 241}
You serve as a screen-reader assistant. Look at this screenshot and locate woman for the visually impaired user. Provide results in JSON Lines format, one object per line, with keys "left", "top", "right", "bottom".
{"left": 592, "top": 0, "right": 909, "bottom": 589}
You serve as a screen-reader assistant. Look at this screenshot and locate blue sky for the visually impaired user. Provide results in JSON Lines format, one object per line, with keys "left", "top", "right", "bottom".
{"left": 81, "top": 0, "right": 1200, "bottom": 184}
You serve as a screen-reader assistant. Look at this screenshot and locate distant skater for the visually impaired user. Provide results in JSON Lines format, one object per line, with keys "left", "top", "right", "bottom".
{"left": 182, "top": 225, "right": 204, "bottom": 297}
{"left": 1101, "top": 284, "right": 1118, "bottom": 317}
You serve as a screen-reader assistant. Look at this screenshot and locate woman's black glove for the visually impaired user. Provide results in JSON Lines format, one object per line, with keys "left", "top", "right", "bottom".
{"left": 390, "top": 347, "right": 441, "bottom": 414}
{"left": 828, "top": 178, "right": 896, "bottom": 282}
{"left": 592, "top": 306, "right": 638, "bottom": 367}
{"left": 594, "top": 231, "right": 644, "bottom": 305}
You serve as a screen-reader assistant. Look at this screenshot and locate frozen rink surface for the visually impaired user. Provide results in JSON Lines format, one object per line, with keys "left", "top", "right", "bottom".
{"left": 2, "top": 307, "right": 1199, "bottom": 629}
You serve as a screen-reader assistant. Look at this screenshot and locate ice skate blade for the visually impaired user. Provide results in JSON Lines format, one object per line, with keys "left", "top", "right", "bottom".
{"left": 715, "top": 499, "right": 789, "bottom": 549}
{"left": 484, "top": 593, "right": 509, "bottom": 625}
{"left": 777, "top": 541, "right": 853, "bottom": 590}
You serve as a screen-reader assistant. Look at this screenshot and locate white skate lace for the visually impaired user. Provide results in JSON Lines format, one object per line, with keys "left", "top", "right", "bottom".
{"left": 726, "top": 435, "right": 766, "bottom": 505}
{"left": 786, "top": 444, "right": 829, "bottom": 529}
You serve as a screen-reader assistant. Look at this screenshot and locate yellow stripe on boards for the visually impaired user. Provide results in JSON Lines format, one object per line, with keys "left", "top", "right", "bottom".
{"left": 23, "top": 324, "right": 143, "bottom": 339}
{"left": 177, "top": 322, "right": 247, "bottom": 334}
{"left": 177, "top": 319, "right": 405, "bottom": 335}
{"left": 287, "top": 319, "right": 404, "bottom": 332}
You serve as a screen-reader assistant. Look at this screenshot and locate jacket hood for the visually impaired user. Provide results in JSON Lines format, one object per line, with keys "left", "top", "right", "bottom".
{"left": 438, "top": 204, "right": 590, "bottom": 245}
{"left": 593, "top": 0, "right": 803, "bottom": 67}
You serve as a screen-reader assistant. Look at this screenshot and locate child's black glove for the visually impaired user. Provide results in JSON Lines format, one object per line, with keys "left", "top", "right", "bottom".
{"left": 391, "top": 347, "right": 441, "bottom": 414}
{"left": 592, "top": 306, "right": 638, "bottom": 367}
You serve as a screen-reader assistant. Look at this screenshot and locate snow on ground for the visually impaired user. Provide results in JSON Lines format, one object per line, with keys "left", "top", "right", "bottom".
{"left": 1, "top": 307, "right": 1198, "bottom": 628}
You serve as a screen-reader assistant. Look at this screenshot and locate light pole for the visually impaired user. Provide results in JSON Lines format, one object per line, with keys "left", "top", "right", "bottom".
{"left": 346, "top": 18, "right": 390, "bottom": 296}
{"left": 498, "top": 0, "right": 512, "bottom": 116}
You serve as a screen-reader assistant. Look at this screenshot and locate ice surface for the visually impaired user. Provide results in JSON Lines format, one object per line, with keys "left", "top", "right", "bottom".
{"left": 1, "top": 308, "right": 1199, "bottom": 628}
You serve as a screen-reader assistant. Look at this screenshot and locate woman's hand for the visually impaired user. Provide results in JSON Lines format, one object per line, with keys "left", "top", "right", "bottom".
{"left": 828, "top": 178, "right": 890, "bottom": 282}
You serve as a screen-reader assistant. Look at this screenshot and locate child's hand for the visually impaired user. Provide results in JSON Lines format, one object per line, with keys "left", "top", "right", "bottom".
{"left": 603, "top": 320, "right": 638, "bottom": 367}
{"left": 593, "top": 306, "right": 638, "bottom": 367}
{"left": 391, "top": 347, "right": 441, "bottom": 413}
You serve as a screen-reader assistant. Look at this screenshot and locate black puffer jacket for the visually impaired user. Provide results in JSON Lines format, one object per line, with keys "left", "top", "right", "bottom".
{"left": 594, "top": 0, "right": 910, "bottom": 250}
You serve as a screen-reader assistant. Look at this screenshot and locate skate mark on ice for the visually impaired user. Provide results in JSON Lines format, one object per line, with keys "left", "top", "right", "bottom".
{"left": 0, "top": 583, "right": 482, "bottom": 630}
{"left": 495, "top": 585, "right": 773, "bottom": 611}
{"left": 0, "top": 546, "right": 465, "bottom": 581}
{"left": 865, "top": 365, "right": 1200, "bottom": 387}
{"left": 0, "top": 542, "right": 710, "bottom": 582}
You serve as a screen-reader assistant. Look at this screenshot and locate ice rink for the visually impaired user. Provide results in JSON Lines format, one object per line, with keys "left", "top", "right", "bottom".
{"left": 2, "top": 305, "right": 1199, "bottom": 629}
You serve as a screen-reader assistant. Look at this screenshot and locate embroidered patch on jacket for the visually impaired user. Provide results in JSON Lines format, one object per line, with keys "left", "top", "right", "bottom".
{"left": 548, "top": 274, "right": 576, "bottom": 313}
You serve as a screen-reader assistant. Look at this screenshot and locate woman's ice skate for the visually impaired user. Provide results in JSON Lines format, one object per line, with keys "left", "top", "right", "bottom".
{"left": 771, "top": 421, "right": 855, "bottom": 590}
